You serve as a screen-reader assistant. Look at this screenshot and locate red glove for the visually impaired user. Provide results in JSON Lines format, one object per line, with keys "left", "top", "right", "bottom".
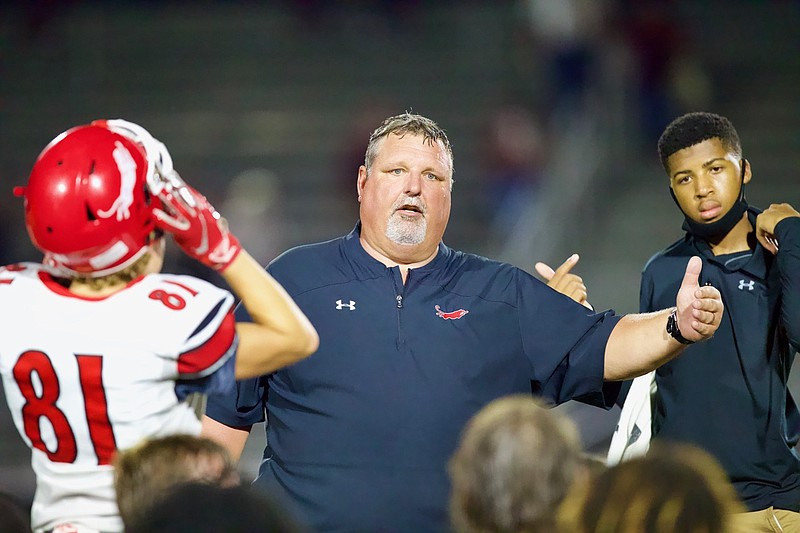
{"left": 152, "top": 176, "right": 241, "bottom": 271}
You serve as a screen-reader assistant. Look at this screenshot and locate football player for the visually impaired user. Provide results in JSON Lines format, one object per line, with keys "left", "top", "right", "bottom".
{"left": 0, "top": 119, "right": 318, "bottom": 533}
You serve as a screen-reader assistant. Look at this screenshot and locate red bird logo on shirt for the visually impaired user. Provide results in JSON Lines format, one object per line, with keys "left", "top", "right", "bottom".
{"left": 435, "top": 305, "right": 469, "bottom": 320}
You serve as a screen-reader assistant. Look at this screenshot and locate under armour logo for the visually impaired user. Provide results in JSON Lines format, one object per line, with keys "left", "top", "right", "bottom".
{"left": 336, "top": 299, "right": 356, "bottom": 310}
{"left": 738, "top": 279, "right": 755, "bottom": 291}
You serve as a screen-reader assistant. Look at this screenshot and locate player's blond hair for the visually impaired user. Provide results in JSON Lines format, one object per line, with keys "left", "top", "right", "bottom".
{"left": 558, "top": 442, "right": 744, "bottom": 533}
{"left": 114, "top": 434, "right": 239, "bottom": 529}
{"left": 65, "top": 239, "right": 159, "bottom": 292}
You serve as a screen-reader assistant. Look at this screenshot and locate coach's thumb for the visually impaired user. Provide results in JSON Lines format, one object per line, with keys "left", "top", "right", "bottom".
{"left": 535, "top": 262, "right": 555, "bottom": 281}
{"left": 681, "top": 256, "right": 702, "bottom": 290}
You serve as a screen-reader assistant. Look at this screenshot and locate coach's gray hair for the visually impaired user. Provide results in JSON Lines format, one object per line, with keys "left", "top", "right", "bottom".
{"left": 363, "top": 112, "right": 454, "bottom": 180}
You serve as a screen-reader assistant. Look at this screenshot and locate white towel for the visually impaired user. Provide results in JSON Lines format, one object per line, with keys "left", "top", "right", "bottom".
{"left": 606, "top": 371, "right": 656, "bottom": 465}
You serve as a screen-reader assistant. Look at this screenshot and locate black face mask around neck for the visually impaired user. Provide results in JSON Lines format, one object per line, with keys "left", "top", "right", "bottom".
{"left": 669, "top": 161, "right": 748, "bottom": 241}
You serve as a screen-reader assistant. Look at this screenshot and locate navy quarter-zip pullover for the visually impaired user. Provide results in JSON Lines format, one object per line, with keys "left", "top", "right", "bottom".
{"left": 642, "top": 211, "right": 800, "bottom": 511}
{"left": 206, "top": 224, "right": 622, "bottom": 532}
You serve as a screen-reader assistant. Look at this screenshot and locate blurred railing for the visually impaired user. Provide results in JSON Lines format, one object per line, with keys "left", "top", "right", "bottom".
{"left": 496, "top": 39, "right": 634, "bottom": 276}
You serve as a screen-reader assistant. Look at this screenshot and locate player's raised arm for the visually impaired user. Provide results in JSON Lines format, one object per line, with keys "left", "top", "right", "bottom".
{"left": 153, "top": 176, "right": 318, "bottom": 379}
{"left": 201, "top": 416, "right": 252, "bottom": 463}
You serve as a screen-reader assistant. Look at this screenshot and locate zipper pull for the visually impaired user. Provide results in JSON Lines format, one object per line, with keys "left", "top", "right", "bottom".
{"left": 396, "top": 295, "right": 403, "bottom": 309}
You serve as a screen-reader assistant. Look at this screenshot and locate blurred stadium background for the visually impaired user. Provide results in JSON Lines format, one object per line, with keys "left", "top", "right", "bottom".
{"left": 1, "top": 0, "right": 797, "bottom": 507}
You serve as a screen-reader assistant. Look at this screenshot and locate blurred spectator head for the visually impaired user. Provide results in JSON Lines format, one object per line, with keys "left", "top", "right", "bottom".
{"left": 559, "top": 442, "right": 744, "bottom": 533}
{"left": 483, "top": 104, "right": 546, "bottom": 180}
{"left": 448, "top": 394, "right": 582, "bottom": 532}
{"left": 113, "top": 433, "right": 240, "bottom": 529}
{"left": 125, "top": 482, "right": 308, "bottom": 533}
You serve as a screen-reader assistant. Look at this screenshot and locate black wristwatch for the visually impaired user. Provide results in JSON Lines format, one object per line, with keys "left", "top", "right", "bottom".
{"left": 666, "top": 308, "right": 694, "bottom": 345}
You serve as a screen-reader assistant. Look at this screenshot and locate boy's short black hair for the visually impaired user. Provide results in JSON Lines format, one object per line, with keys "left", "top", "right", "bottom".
{"left": 657, "top": 112, "right": 741, "bottom": 172}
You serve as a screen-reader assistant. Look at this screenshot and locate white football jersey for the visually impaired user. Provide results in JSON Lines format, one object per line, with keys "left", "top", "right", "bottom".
{"left": 0, "top": 263, "right": 237, "bottom": 533}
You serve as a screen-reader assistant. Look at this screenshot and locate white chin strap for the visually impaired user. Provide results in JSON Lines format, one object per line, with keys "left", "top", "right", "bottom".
{"left": 101, "top": 119, "right": 176, "bottom": 196}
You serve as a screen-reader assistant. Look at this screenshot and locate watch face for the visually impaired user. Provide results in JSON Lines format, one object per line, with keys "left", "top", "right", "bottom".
{"left": 667, "top": 310, "right": 693, "bottom": 344}
{"left": 668, "top": 314, "right": 678, "bottom": 334}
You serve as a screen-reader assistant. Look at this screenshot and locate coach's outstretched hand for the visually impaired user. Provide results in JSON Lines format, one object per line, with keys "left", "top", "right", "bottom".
{"left": 152, "top": 176, "right": 241, "bottom": 271}
{"left": 674, "top": 256, "right": 723, "bottom": 343}
{"left": 535, "top": 254, "right": 592, "bottom": 309}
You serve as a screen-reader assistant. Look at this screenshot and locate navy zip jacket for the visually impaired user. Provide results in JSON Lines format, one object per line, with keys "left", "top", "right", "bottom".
{"left": 642, "top": 211, "right": 800, "bottom": 511}
{"left": 206, "top": 224, "right": 622, "bottom": 532}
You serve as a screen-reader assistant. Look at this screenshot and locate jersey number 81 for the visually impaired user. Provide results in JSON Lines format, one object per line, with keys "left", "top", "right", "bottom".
{"left": 13, "top": 351, "right": 116, "bottom": 465}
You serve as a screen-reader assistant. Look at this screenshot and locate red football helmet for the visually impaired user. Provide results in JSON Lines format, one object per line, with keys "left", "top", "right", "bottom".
{"left": 20, "top": 120, "right": 169, "bottom": 277}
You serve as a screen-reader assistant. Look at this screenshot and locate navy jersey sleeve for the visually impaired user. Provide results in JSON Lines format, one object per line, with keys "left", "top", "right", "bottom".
{"left": 204, "top": 375, "right": 268, "bottom": 427}
{"left": 517, "top": 271, "right": 622, "bottom": 407}
{"left": 175, "top": 353, "right": 237, "bottom": 401}
{"left": 775, "top": 217, "right": 800, "bottom": 352}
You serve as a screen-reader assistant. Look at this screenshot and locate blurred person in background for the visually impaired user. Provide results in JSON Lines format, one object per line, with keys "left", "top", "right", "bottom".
{"left": 478, "top": 104, "right": 549, "bottom": 240}
{"left": 617, "top": 0, "right": 703, "bottom": 148}
{"left": 512, "top": 0, "right": 610, "bottom": 119}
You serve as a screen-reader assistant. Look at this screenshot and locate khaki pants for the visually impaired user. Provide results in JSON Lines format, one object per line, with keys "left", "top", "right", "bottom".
{"left": 731, "top": 507, "right": 800, "bottom": 533}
